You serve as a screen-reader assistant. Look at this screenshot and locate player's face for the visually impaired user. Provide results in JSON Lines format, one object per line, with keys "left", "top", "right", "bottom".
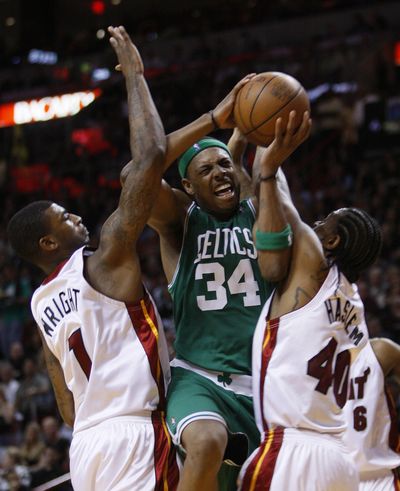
{"left": 313, "top": 209, "right": 343, "bottom": 245}
{"left": 183, "top": 148, "right": 240, "bottom": 219}
{"left": 45, "top": 203, "right": 90, "bottom": 251}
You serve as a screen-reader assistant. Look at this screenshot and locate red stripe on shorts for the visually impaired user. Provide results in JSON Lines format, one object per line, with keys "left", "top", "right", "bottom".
{"left": 126, "top": 295, "right": 166, "bottom": 410}
{"left": 393, "top": 468, "right": 400, "bottom": 491}
{"left": 241, "top": 427, "right": 284, "bottom": 491}
{"left": 259, "top": 318, "right": 280, "bottom": 433}
{"left": 152, "top": 412, "right": 179, "bottom": 491}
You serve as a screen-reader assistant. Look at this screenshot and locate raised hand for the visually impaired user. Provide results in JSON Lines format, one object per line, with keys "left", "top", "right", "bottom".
{"left": 212, "top": 73, "right": 256, "bottom": 129}
{"left": 259, "top": 110, "right": 311, "bottom": 176}
{"left": 108, "top": 26, "right": 144, "bottom": 77}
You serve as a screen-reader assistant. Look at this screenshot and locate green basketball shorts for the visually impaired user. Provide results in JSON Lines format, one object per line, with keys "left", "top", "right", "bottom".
{"left": 166, "top": 365, "right": 260, "bottom": 459}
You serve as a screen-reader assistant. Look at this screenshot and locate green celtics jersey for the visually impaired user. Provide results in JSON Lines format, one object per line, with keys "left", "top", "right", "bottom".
{"left": 168, "top": 199, "right": 274, "bottom": 375}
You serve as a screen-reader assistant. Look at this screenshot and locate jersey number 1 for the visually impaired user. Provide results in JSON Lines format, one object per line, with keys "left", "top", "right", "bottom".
{"left": 68, "top": 328, "right": 92, "bottom": 380}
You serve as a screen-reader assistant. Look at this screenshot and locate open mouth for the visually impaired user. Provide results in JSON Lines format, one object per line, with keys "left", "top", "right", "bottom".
{"left": 214, "top": 183, "right": 234, "bottom": 198}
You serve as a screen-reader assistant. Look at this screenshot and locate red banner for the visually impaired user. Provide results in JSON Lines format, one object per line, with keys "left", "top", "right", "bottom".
{"left": 0, "top": 89, "right": 101, "bottom": 128}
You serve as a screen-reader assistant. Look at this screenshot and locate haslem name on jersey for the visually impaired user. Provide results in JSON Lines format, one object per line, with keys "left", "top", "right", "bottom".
{"left": 40, "top": 288, "right": 80, "bottom": 336}
{"left": 324, "top": 295, "right": 365, "bottom": 346}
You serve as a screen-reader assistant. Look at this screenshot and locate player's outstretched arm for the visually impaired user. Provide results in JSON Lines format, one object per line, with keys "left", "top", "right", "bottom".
{"left": 252, "top": 110, "right": 311, "bottom": 209}
{"left": 97, "top": 27, "right": 166, "bottom": 262}
{"left": 371, "top": 337, "right": 400, "bottom": 380}
{"left": 86, "top": 27, "right": 165, "bottom": 302}
{"left": 254, "top": 111, "right": 311, "bottom": 282}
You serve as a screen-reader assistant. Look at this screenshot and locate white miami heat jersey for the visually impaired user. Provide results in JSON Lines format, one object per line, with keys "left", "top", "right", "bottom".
{"left": 252, "top": 265, "right": 369, "bottom": 437}
{"left": 31, "top": 247, "right": 171, "bottom": 434}
{"left": 343, "top": 340, "right": 400, "bottom": 477}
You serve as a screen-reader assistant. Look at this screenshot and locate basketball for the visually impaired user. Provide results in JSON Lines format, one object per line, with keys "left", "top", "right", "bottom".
{"left": 234, "top": 72, "right": 310, "bottom": 146}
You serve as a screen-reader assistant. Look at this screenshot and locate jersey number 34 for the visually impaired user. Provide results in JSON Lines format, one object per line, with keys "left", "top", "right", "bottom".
{"left": 195, "top": 259, "right": 261, "bottom": 311}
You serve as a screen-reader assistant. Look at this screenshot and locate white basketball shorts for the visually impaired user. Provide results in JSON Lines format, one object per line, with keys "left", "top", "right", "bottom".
{"left": 238, "top": 427, "right": 358, "bottom": 491}
{"left": 70, "top": 414, "right": 179, "bottom": 491}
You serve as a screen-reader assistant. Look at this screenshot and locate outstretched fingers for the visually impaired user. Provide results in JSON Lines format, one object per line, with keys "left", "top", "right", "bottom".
{"left": 108, "top": 25, "right": 144, "bottom": 75}
{"left": 108, "top": 26, "right": 124, "bottom": 45}
{"left": 274, "top": 117, "right": 284, "bottom": 147}
{"left": 297, "top": 111, "right": 312, "bottom": 142}
{"left": 282, "top": 110, "right": 311, "bottom": 146}
{"left": 261, "top": 110, "right": 311, "bottom": 170}
{"left": 108, "top": 26, "right": 125, "bottom": 55}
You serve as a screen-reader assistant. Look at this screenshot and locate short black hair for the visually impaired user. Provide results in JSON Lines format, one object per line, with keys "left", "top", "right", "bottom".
{"left": 7, "top": 201, "right": 53, "bottom": 264}
{"left": 331, "top": 208, "right": 382, "bottom": 282}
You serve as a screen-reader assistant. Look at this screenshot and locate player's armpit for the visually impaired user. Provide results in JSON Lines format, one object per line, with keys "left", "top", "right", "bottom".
{"left": 38, "top": 329, "right": 75, "bottom": 427}
{"left": 95, "top": 152, "right": 165, "bottom": 265}
{"left": 148, "top": 181, "right": 189, "bottom": 235}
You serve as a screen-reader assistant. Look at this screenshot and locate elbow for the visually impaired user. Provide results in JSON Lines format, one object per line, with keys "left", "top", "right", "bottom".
{"left": 120, "top": 161, "right": 132, "bottom": 186}
{"left": 61, "top": 409, "right": 75, "bottom": 429}
{"left": 259, "top": 264, "right": 288, "bottom": 283}
{"left": 58, "top": 396, "right": 75, "bottom": 428}
{"left": 143, "top": 145, "right": 165, "bottom": 176}
{"left": 152, "top": 143, "right": 166, "bottom": 168}
{"left": 119, "top": 148, "right": 165, "bottom": 188}
{"left": 144, "top": 134, "right": 166, "bottom": 164}
{"left": 134, "top": 140, "right": 166, "bottom": 172}
{"left": 257, "top": 250, "right": 291, "bottom": 282}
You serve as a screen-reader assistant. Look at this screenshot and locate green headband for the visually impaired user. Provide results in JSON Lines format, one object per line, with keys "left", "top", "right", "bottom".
{"left": 178, "top": 138, "right": 232, "bottom": 178}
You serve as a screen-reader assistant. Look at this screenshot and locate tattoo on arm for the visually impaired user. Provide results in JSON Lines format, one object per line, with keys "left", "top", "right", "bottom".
{"left": 41, "top": 334, "right": 75, "bottom": 426}
{"left": 291, "top": 262, "right": 328, "bottom": 310}
{"left": 292, "top": 287, "right": 313, "bottom": 310}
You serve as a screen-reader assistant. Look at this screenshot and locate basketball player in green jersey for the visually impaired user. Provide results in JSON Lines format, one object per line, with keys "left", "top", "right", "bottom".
{"left": 146, "top": 80, "right": 310, "bottom": 490}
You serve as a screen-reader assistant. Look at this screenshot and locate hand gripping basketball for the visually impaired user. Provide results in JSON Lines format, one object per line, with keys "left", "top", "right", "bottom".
{"left": 234, "top": 72, "right": 310, "bottom": 147}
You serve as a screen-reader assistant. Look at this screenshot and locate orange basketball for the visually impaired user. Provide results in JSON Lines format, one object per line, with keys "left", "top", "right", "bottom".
{"left": 234, "top": 72, "right": 310, "bottom": 147}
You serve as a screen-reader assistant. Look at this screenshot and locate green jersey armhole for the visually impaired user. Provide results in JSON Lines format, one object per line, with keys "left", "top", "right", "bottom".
{"left": 168, "top": 201, "right": 196, "bottom": 297}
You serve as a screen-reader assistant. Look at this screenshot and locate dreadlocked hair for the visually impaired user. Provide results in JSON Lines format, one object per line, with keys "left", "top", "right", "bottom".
{"left": 330, "top": 208, "right": 382, "bottom": 283}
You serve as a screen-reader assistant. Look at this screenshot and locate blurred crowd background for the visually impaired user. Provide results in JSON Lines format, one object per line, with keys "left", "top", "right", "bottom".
{"left": 0, "top": 0, "right": 399, "bottom": 488}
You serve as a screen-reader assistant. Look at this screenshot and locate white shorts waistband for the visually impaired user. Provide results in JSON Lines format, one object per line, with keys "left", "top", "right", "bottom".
{"left": 360, "top": 468, "right": 398, "bottom": 482}
{"left": 265, "top": 427, "right": 347, "bottom": 451}
{"left": 171, "top": 358, "right": 253, "bottom": 397}
{"left": 73, "top": 412, "right": 159, "bottom": 436}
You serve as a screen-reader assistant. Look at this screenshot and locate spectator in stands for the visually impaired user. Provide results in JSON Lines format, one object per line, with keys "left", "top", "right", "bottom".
{"left": 15, "top": 358, "right": 53, "bottom": 422}
{"left": 0, "top": 362, "right": 19, "bottom": 407}
{"left": 40, "top": 417, "right": 70, "bottom": 472}
{"left": 7, "top": 343, "right": 25, "bottom": 381}
{"left": 384, "top": 295, "right": 400, "bottom": 343}
{"left": 0, "top": 262, "right": 31, "bottom": 360}
{"left": 29, "top": 445, "right": 66, "bottom": 489}
{"left": 0, "top": 447, "right": 30, "bottom": 491}
{"left": 0, "top": 387, "right": 17, "bottom": 447}
{"left": 19, "top": 422, "right": 45, "bottom": 468}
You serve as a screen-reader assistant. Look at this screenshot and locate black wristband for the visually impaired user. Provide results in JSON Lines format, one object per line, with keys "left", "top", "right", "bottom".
{"left": 259, "top": 173, "right": 277, "bottom": 182}
{"left": 208, "top": 110, "right": 219, "bottom": 130}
